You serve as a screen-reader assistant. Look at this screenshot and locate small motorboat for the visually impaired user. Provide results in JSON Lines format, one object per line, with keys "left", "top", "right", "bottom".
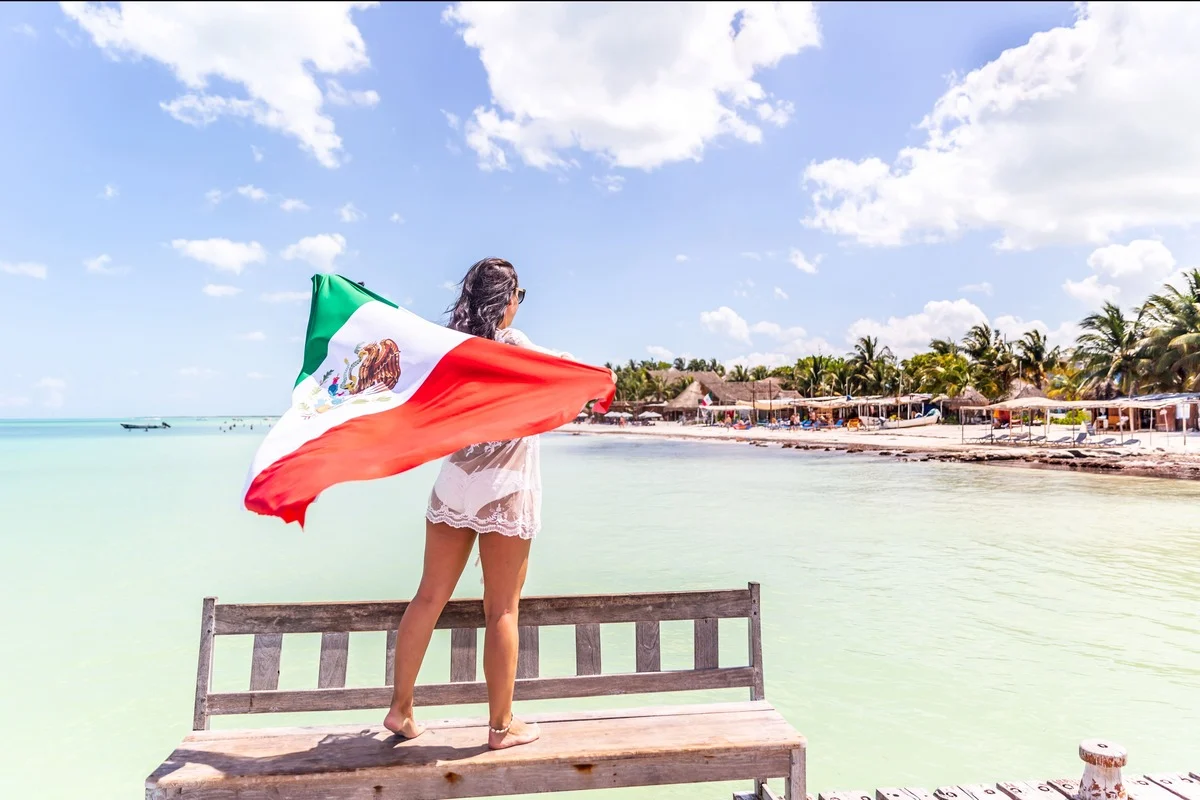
{"left": 120, "top": 421, "right": 171, "bottom": 430}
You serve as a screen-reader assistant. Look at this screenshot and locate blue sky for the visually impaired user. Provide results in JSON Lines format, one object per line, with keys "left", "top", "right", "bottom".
{"left": 3, "top": 2, "right": 1198, "bottom": 417}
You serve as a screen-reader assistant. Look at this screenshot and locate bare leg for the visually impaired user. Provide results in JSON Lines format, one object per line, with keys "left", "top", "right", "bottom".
{"left": 478, "top": 530, "right": 539, "bottom": 749}
{"left": 384, "top": 520, "right": 476, "bottom": 737}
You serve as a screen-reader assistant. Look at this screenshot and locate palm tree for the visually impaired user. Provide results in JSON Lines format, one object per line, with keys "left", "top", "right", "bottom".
{"left": 750, "top": 365, "right": 769, "bottom": 381}
{"left": 1139, "top": 268, "right": 1200, "bottom": 391}
{"left": 929, "top": 337, "right": 961, "bottom": 356}
{"left": 848, "top": 336, "right": 895, "bottom": 395}
{"left": 1016, "top": 329, "right": 1060, "bottom": 389}
{"left": 1074, "top": 301, "right": 1144, "bottom": 396}
{"left": 727, "top": 364, "right": 751, "bottom": 382}
{"left": 642, "top": 372, "right": 669, "bottom": 402}
{"left": 673, "top": 357, "right": 686, "bottom": 371}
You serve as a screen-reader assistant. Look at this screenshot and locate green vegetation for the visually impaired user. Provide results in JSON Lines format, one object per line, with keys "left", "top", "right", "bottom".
{"left": 606, "top": 269, "right": 1200, "bottom": 403}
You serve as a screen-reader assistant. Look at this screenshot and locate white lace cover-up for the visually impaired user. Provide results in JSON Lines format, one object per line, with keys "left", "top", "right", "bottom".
{"left": 425, "top": 327, "right": 570, "bottom": 539}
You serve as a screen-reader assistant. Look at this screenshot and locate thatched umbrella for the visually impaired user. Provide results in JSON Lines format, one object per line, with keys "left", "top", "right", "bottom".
{"left": 1002, "top": 378, "right": 1048, "bottom": 401}
{"left": 944, "top": 386, "right": 989, "bottom": 409}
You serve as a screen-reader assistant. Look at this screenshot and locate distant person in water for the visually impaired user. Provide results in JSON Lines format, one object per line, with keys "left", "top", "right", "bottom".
{"left": 383, "top": 257, "right": 609, "bottom": 750}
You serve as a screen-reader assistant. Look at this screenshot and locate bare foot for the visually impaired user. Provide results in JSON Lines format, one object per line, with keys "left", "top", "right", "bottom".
{"left": 488, "top": 717, "right": 540, "bottom": 750}
{"left": 383, "top": 709, "right": 425, "bottom": 739}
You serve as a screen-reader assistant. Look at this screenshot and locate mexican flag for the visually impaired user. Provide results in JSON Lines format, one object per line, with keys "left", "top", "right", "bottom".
{"left": 244, "top": 274, "right": 615, "bottom": 525}
{"left": 699, "top": 392, "right": 714, "bottom": 407}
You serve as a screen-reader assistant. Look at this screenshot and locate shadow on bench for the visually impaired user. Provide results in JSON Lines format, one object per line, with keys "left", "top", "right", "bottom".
{"left": 147, "top": 582, "right": 805, "bottom": 799}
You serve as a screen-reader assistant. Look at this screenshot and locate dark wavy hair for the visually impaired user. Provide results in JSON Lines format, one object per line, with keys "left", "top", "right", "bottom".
{"left": 447, "top": 257, "right": 518, "bottom": 340}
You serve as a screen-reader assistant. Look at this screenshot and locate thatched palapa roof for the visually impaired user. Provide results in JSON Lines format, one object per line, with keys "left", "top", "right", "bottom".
{"left": 943, "top": 386, "right": 989, "bottom": 409}
{"left": 1002, "top": 378, "right": 1048, "bottom": 402}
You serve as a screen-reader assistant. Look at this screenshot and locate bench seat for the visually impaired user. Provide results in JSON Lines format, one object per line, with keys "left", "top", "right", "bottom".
{"left": 147, "top": 700, "right": 805, "bottom": 799}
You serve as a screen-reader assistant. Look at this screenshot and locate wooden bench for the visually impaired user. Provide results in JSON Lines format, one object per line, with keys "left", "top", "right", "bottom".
{"left": 146, "top": 582, "right": 805, "bottom": 799}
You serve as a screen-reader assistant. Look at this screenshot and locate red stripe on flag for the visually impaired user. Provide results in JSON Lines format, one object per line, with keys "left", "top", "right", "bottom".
{"left": 245, "top": 336, "right": 614, "bottom": 525}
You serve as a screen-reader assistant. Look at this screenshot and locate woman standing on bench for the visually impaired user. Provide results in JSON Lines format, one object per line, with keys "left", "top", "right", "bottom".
{"left": 384, "top": 257, "right": 585, "bottom": 750}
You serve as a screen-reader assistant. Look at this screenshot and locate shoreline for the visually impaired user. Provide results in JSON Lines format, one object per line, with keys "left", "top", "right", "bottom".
{"left": 556, "top": 422, "right": 1200, "bottom": 482}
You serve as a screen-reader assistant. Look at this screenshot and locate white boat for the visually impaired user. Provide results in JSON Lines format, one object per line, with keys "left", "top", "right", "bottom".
{"left": 878, "top": 408, "right": 941, "bottom": 429}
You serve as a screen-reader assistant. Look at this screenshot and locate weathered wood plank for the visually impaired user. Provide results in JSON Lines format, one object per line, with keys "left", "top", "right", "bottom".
{"left": 192, "top": 597, "right": 216, "bottom": 731}
{"left": 879, "top": 788, "right": 934, "bottom": 800}
{"left": 450, "top": 628, "right": 477, "bottom": 683}
{"left": 951, "top": 786, "right": 1006, "bottom": 800}
{"left": 147, "top": 706, "right": 804, "bottom": 800}
{"left": 748, "top": 581, "right": 765, "bottom": 700}
{"left": 248, "top": 634, "right": 283, "bottom": 691}
{"left": 384, "top": 630, "right": 396, "bottom": 687}
{"left": 317, "top": 632, "right": 349, "bottom": 689}
{"left": 636, "top": 620, "right": 661, "bottom": 672}
{"left": 208, "top": 665, "right": 760, "bottom": 714}
{"left": 998, "top": 781, "right": 1063, "bottom": 800}
{"left": 575, "top": 622, "right": 601, "bottom": 676}
{"left": 819, "top": 791, "right": 872, "bottom": 800}
{"left": 1046, "top": 778, "right": 1081, "bottom": 798}
{"left": 517, "top": 626, "right": 539, "bottom": 679}
{"left": 1147, "top": 773, "right": 1200, "bottom": 800}
{"left": 1129, "top": 775, "right": 1190, "bottom": 800}
{"left": 787, "top": 747, "right": 806, "bottom": 800}
{"left": 183, "top": 700, "right": 777, "bottom": 740}
{"left": 695, "top": 617, "right": 719, "bottom": 670}
{"left": 214, "top": 588, "right": 753, "bottom": 635}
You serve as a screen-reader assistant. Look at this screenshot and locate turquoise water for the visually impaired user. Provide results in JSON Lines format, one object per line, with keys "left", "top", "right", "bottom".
{"left": 2, "top": 420, "right": 1199, "bottom": 799}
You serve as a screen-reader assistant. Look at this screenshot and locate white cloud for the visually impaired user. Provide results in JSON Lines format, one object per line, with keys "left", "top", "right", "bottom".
{"left": 675, "top": 254, "right": 689, "bottom": 263}
{"left": 246, "top": 371, "right": 268, "bottom": 380}
{"left": 442, "top": 280, "right": 458, "bottom": 291}
{"left": 337, "top": 202, "right": 364, "bottom": 222}
{"left": 172, "top": 238, "right": 267, "bottom": 274}
{"left": 445, "top": 2, "right": 820, "bottom": 171}
{"left": 1063, "top": 239, "right": 1181, "bottom": 305}
{"left": 63, "top": 2, "right": 379, "bottom": 168}
{"left": 178, "top": 366, "right": 218, "bottom": 378}
{"left": 203, "top": 284, "right": 241, "bottom": 297}
{"left": 280, "top": 233, "right": 346, "bottom": 271}
{"left": 592, "top": 174, "right": 625, "bottom": 194}
{"left": 251, "top": 145, "right": 263, "bottom": 162}
{"left": 236, "top": 184, "right": 268, "bottom": 202}
{"left": 84, "top": 254, "right": 128, "bottom": 276}
{"left": 325, "top": 78, "right": 379, "bottom": 107}
{"left": 1, "top": 261, "right": 48, "bottom": 279}
{"left": 740, "top": 251, "right": 763, "bottom": 261}
{"left": 389, "top": 212, "right": 405, "bottom": 224}
{"left": 13, "top": 23, "right": 37, "bottom": 38}
{"left": 238, "top": 331, "right": 266, "bottom": 341}
{"left": 755, "top": 99, "right": 794, "bottom": 127}
{"left": 773, "top": 286, "right": 788, "bottom": 300}
{"left": 0, "top": 395, "right": 31, "bottom": 409}
{"left": 847, "top": 299, "right": 989, "bottom": 357}
{"left": 442, "top": 109, "right": 461, "bottom": 129}
{"left": 204, "top": 188, "right": 224, "bottom": 205}
{"left": 788, "top": 248, "right": 821, "bottom": 274}
{"left": 992, "top": 315, "right": 1080, "bottom": 349}
{"left": 37, "top": 377, "right": 66, "bottom": 409}
{"left": 700, "top": 306, "right": 752, "bottom": 344}
{"left": 646, "top": 345, "right": 674, "bottom": 361}
{"left": 100, "top": 183, "right": 118, "bottom": 200}
{"left": 959, "top": 281, "right": 994, "bottom": 296}
{"left": 261, "top": 290, "right": 309, "bottom": 303}
{"left": 804, "top": 4, "right": 1200, "bottom": 250}
{"left": 280, "top": 198, "right": 310, "bottom": 212}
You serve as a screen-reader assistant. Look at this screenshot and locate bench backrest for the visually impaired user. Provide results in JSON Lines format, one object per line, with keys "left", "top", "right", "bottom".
{"left": 192, "top": 583, "right": 764, "bottom": 730}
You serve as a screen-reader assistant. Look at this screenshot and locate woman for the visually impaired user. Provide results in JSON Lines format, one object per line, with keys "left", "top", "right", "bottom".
{"left": 384, "top": 257, "right": 589, "bottom": 750}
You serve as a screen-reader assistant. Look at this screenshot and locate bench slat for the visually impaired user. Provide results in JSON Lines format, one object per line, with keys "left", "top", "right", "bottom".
{"left": 208, "top": 665, "right": 759, "bottom": 715}
{"left": 249, "top": 634, "right": 283, "bottom": 691}
{"left": 575, "top": 623, "right": 601, "bottom": 675}
{"left": 147, "top": 705, "right": 804, "bottom": 800}
{"left": 317, "top": 632, "right": 349, "bottom": 689}
{"left": 451, "top": 628, "right": 478, "bottom": 683}
{"left": 695, "top": 618, "right": 719, "bottom": 669}
{"left": 384, "top": 630, "right": 396, "bottom": 687}
{"left": 636, "top": 620, "right": 661, "bottom": 672}
{"left": 517, "top": 626, "right": 540, "bottom": 679}
{"left": 214, "top": 589, "right": 753, "bottom": 635}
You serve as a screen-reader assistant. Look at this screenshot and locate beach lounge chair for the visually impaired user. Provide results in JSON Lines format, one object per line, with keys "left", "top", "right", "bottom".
{"left": 1029, "top": 435, "right": 1047, "bottom": 444}
{"left": 1049, "top": 435, "right": 1073, "bottom": 445}
{"left": 1094, "top": 437, "right": 1117, "bottom": 447}
{"left": 1120, "top": 439, "right": 1142, "bottom": 447}
{"left": 990, "top": 434, "right": 1011, "bottom": 444}
{"left": 1010, "top": 433, "right": 1031, "bottom": 445}
{"left": 969, "top": 432, "right": 994, "bottom": 443}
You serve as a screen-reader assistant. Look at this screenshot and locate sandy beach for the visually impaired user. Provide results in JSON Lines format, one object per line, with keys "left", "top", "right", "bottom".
{"left": 558, "top": 421, "right": 1200, "bottom": 481}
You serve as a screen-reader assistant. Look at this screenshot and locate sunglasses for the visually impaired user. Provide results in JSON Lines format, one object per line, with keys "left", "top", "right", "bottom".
{"left": 516, "top": 287, "right": 526, "bottom": 304}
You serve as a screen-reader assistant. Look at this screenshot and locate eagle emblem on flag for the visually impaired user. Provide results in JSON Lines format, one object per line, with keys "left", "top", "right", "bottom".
{"left": 298, "top": 338, "right": 402, "bottom": 418}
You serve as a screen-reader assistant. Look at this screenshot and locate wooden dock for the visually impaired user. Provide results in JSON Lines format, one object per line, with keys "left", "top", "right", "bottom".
{"left": 738, "top": 743, "right": 1200, "bottom": 800}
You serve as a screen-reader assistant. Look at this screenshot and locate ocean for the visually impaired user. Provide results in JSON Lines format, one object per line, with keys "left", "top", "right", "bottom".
{"left": 2, "top": 419, "right": 1199, "bottom": 799}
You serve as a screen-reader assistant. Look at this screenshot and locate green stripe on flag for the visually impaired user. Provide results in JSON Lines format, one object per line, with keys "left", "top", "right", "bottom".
{"left": 296, "top": 274, "right": 399, "bottom": 387}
